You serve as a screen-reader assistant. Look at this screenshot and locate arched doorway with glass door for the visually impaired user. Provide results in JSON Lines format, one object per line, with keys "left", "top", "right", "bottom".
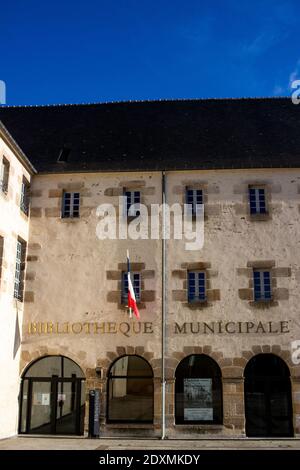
{"left": 107, "top": 355, "right": 154, "bottom": 423}
{"left": 175, "top": 354, "right": 223, "bottom": 425}
{"left": 19, "top": 355, "right": 85, "bottom": 435}
{"left": 244, "top": 354, "right": 293, "bottom": 437}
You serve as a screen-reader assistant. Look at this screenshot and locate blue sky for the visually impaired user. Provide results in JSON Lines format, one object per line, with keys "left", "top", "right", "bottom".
{"left": 0, "top": 0, "right": 299, "bottom": 105}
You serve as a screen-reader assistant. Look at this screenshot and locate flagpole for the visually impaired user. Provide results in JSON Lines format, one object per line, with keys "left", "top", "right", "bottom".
{"left": 161, "top": 170, "right": 166, "bottom": 440}
{"left": 127, "top": 250, "right": 131, "bottom": 318}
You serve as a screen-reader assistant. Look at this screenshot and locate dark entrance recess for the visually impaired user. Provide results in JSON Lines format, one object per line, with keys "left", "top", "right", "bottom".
{"left": 19, "top": 356, "right": 85, "bottom": 435}
{"left": 244, "top": 354, "right": 294, "bottom": 437}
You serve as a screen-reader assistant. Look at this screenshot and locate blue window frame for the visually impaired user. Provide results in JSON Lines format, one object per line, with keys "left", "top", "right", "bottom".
{"left": 186, "top": 188, "right": 203, "bottom": 216}
{"left": 188, "top": 271, "right": 206, "bottom": 302}
{"left": 249, "top": 187, "right": 266, "bottom": 215}
{"left": 122, "top": 271, "right": 141, "bottom": 304}
{"left": 62, "top": 192, "right": 80, "bottom": 218}
{"left": 125, "top": 190, "right": 140, "bottom": 217}
{"left": 253, "top": 269, "right": 272, "bottom": 301}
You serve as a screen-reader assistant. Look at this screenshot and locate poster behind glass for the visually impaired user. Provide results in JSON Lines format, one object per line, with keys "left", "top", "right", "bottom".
{"left": 183, "top": 378, "right": 213, "bottom": 421}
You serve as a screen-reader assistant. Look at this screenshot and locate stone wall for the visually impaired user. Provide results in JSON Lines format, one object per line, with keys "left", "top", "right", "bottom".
{"left": 19, "top": 168, "right": 300, "bottom": 437}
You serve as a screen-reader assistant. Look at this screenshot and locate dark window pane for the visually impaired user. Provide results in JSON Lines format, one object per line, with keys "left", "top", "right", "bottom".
{"left": 108, "top": 378, "right": 153, "bottom": 422}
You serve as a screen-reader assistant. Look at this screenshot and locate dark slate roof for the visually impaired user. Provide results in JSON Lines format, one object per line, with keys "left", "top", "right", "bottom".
{"left": 0, "top": 98, "right": 299, "bottom": 173}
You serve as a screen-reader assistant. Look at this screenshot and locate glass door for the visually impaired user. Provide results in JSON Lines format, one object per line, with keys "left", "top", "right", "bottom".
{"left": 55, "top": 380, "right": 78, "bottom": 434}
{"left": 28, "top": 380, "right": 53, "bottom": 434}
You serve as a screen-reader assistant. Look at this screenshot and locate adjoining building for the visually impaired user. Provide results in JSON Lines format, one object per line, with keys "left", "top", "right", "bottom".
{"left": 0, "top": 98, "right": 300, "bottom": 439}
{"left": 0, "top": 122, "right": 36, "bottom": 439}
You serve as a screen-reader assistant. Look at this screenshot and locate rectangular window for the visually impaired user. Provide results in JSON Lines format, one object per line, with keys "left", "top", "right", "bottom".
{"left": 14, "top": 239, "right": 27, "bottom": 301}
{"left": 253, "top": 269, "right": 272, "bottom": 301}
{"left": 62, "top": 192, "right": 80, "bottom": 218}
{"left": 0, "top": 157, "right": 10, "bottom": 194}
{"left": 188, "top": 271, "right": 206, "bottom": 302}
{"left": 186, "top": 188, "right": 203, "bottom": 215}
{"left": 249, "top": 187, "right": 267, "bottom": 215}
{"left": 124, "top": 190, "right": 140, "bottom": 217}
{"left": 0, "top": 236, "right": 4, "bottom": 284}
{"left": 121, "top": 271, "right": 141, "bottom": 304}
{"left": 20, "top": 177, "right": 30, "bottom": 215}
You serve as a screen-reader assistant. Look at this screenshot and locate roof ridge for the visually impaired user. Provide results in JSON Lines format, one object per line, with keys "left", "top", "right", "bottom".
{"left": 0, "top": 96, "right": 291, "bottom": 108}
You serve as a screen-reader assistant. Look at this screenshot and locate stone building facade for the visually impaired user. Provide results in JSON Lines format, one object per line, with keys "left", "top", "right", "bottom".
{"left": 0, "top": 122, "right": 35, "bottom": 438}
{"left": 0, "top": 98, "right": 300, "bottom": 439}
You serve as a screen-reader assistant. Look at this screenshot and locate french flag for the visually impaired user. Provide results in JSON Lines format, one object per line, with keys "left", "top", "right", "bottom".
{"left": 127, "top": 250, "right": 140, "bottom": 320}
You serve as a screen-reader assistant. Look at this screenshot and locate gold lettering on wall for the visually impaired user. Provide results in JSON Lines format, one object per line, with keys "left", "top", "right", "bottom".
{"left": 174, "top": 321, "right": 290, "bottom": 335}
{"left": 27, "top": 321, "right": 155, "bottom": 337}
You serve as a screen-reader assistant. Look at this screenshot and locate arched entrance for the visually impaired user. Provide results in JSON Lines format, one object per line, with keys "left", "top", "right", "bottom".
{"left": 19, "top": 355, "right": 85, "bottom": 435}
{"left": 175, "top": 354, "right": 223, "bottom": 424}
{"left": 244, "top": 354, "right": 293, "bottom": 437}
{"left": 107, "top": 355, "right": 154, "bottom": 423}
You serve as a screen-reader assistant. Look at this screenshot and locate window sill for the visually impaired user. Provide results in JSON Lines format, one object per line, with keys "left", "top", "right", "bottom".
{"left": 105, "top": 423, "right": 154, "bottom": 429}
{"left": 250, "top": 299, "right": 278, "bottom": 308}
{"left": 174, "top": 424, "right": 223, "bottom": 430}
{"left": 249, "top": 213, "right": 270, "bottom": 221}
{"left": 186, "top": 300, "right": 209, "bottom": 309}
{"left": 60, "top": 217, "right": 80, "bottom": 222}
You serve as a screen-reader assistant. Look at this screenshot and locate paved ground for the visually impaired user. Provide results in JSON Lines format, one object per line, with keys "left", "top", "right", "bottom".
{"left": 0, "top": 436, "right": 300, "bottom": 450}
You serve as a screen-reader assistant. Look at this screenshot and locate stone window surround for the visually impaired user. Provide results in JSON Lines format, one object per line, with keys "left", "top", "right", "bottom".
{"left": 172, "top": 180, "right": 221, "bottom": 218}
{"left": 104, "top": 180, "right": 155, "bottom": 199}
{"left": 106, "top": 263, "right": 155, "bottom": 310}
{"left": 104, "top": 180, "right": 156, "bottom": 221}
{"left": 233, "top": 180, "right": 283, "bottom": 221}
{"left": 238, "top": 260, "right": 291, "bottom": 308}
{"left": 172, "top": 262, "right": 220, "bottom": 309}
{"left": 41, "top": 182, "right": 93, "bottom": 219}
